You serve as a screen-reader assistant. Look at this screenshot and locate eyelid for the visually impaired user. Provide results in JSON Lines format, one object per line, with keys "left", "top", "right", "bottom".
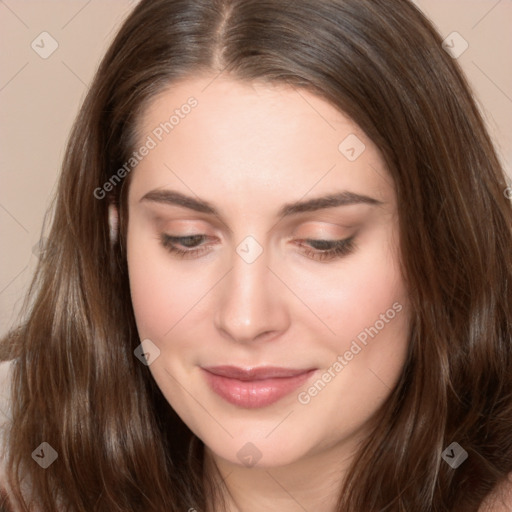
{"left": 159, "top": 232, "right": 357, "bottom": 262}
{"left": 146, "top": 207, "right": 229, "bottom": 235}
{"left": 291, "top": 220, "right": 355, "bottom": 235}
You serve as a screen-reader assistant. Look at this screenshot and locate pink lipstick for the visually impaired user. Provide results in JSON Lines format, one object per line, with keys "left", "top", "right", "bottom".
{"left": 201, "top": 365, "right": 316, "bottom": 408}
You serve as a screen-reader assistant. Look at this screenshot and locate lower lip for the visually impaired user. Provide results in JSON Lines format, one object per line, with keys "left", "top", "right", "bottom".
{"left": 202, "top": 368, "right": 316, "bottom": 408}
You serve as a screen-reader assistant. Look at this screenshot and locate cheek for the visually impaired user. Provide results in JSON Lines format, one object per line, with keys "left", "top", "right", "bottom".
{"left": 297, "top": 254, "right": 409, "bottom": 439}
{"left": 289, "top": 226, "right": 407, "bottom": 350}
{"left": 126, "top": 222, "right": 221, "bottom": 341}
{"left": 126, "top": 224, "right": 182, "bottom": 339}
{"left": 323, "top": 238, "right": 410, "bottom": 407}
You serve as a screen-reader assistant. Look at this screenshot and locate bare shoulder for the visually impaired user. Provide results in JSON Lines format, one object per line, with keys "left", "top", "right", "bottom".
{"left": 0, "top": 360, "right": 15, "bottom": 509}
{"left": 0, "top": 359, "right": 14, "bottom": 480}
{"left": 0, "top": 359, "right": 14, "bottom": 423}
{"left": 478, "top": 472, "right": 512, "bottom": 512}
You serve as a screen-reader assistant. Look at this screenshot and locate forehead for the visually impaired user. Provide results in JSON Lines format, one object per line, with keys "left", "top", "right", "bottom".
{"left": 131, "top": 75, "right": 394, "bottom": 209}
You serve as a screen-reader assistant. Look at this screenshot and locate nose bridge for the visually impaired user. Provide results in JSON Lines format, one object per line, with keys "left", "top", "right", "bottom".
{"left": 214, "top": 234, "right": 288, "bottom": 343}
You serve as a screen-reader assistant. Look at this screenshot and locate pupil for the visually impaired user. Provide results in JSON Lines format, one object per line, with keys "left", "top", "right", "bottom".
{"left": 310, "top": 240, "right": 332, "bottom": 250}
{"left": 181, "top": 235, "right": 202, "bottom": 247}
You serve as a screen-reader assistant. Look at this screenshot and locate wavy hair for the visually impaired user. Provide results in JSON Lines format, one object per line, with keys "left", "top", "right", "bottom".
{"left": 1, "top": 0, "right": 512, "bottom": 510}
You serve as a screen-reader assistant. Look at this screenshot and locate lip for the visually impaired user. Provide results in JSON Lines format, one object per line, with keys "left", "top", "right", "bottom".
{"left": 201, "top": 365, "right": 316, "bottom": 408}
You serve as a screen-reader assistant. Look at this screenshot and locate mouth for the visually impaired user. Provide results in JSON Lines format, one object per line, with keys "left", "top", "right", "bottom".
{"left": 201, "top": 365, "right": 317, "bottom": 408}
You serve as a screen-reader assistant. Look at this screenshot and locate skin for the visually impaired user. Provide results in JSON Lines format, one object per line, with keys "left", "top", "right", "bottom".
{"left": 124, "top": 74, "right": 411, "bottom": 511}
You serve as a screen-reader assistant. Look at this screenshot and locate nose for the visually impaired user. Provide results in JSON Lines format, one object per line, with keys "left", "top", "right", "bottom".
{"left": 213, "top": 242, "right": 290, "bottom": 344}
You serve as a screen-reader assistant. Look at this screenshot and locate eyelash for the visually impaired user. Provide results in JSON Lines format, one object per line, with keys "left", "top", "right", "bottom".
{"left": 159, "top": 234, "right": 356, "bottom": 262}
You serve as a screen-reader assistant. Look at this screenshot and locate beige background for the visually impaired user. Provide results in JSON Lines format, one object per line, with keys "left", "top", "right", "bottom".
{"left": 1, "top": 0, "right": 511, "bottom": 337}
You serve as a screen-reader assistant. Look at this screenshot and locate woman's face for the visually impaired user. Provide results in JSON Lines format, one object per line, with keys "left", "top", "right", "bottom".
{"left": 126, "top": 75, "right": 410, "bottom": 468}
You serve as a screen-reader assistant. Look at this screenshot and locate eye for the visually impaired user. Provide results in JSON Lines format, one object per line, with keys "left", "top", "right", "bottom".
{"left": 159, "top": 234, "right": 357, "bottom": 262}
{"left": 297, "top": 237, "right": 356, "bottom": 262}
{"left": 159, "top": 234, "right": 211, "bottom": 259}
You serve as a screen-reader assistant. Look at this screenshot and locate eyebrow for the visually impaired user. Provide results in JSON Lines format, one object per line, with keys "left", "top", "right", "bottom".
{"left": 140, "top": 189, "right": 382, "bottom": 218}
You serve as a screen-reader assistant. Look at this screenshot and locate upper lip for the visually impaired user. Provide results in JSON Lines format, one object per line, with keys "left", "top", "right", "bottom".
{"left": 202, "top": 365, "right": 315, "bottom": 381}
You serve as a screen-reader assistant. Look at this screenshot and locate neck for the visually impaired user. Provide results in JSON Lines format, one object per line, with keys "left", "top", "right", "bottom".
{"left": 203, "top": 437, "right": 361, "bottom": 512}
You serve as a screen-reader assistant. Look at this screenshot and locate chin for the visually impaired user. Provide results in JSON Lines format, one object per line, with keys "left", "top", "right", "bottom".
{"left": 204, "top": 435, "right": 310, "bottom": 470}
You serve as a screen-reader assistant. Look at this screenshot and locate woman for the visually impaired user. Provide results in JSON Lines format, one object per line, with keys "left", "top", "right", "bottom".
{"left": 1, "top": 0, "right": 511, "bottom": 510}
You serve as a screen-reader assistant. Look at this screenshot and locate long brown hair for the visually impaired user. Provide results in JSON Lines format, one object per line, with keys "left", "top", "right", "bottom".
{"left": 2, "top": 0, "right": 511, "bottom": 510}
